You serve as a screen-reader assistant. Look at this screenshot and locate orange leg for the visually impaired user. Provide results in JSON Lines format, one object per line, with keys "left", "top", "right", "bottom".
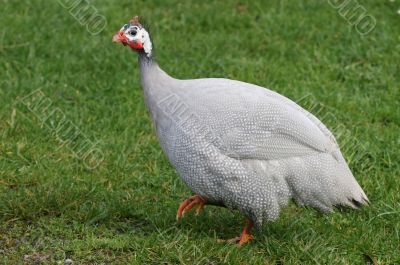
{"left": 218, "top": 219, "right": 254, "bottom": 246}
{"left": 176, "top": 195, "right": 206, "bottom": 220}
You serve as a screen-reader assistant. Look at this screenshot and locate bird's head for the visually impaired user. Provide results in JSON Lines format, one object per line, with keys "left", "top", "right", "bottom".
{"left": 112, "top": 16, "right": 152, "bottom": 57}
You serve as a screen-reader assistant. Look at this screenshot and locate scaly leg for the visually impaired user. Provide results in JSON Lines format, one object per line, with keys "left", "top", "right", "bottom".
{"left": 218, "top": 219, "right": 254, "bottom": 246}
{"left": 176, "top": 195, "right": 206, "bottom": 220}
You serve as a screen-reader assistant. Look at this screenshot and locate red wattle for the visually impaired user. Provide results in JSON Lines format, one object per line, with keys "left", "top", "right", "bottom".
{"left": 128, "top": 41, "right": 143, "bottom": 49}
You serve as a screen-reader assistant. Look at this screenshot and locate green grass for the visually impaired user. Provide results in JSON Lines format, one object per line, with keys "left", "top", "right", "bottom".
{"left": 1, "top": 0, "right": 399, "bottom": 264}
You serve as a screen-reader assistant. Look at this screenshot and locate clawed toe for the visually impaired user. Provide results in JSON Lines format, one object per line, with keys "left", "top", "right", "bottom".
{"left": 217, "top": 237, "right": 241, "bottom": 244}
{"left": 217, "top": 219, "right": 254, "bottom": 246}
{"left": 176, "top": 195, "right": 205, "bottom": 220}
{"left": 176, "top": 198, "right": 254, "bottom": 246}
{"left": 217, "top": 234, "right": 254, "bottom": 246}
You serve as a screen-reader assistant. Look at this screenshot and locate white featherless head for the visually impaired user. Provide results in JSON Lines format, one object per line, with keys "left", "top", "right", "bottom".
{"left": 112, "top": 16, "right": 152, "bottom": 57}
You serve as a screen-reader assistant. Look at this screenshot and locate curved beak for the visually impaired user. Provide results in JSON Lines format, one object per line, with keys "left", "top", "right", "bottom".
{"left": 112, "top": 31, "right": 125, "bottom": 43}
{"left": 112, "top": 31, "right": 143, "bottom": 49}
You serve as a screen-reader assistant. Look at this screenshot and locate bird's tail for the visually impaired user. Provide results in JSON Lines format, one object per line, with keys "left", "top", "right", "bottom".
{"left": 328, "top": 149, "right": 369, "bottom": 209}
{"left": 284, "top": 151, "right": 369, "bottom": 212}
{"left": 333, "top": 163, "right": 369, "bottom": 209}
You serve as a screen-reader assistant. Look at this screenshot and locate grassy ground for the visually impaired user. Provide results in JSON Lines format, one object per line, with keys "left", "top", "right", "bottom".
{"left": 1, "top": 0, "right": 399, "bottom": 264}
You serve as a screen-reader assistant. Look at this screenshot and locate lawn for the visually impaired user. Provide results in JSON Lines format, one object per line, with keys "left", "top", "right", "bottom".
{"left": 0, "top": 0, "right": 399, "bottom": 264}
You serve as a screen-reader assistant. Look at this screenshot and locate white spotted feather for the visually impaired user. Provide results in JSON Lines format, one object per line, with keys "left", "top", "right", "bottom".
{"left": 133, "top": 32, "right": 369, "bottom": 230}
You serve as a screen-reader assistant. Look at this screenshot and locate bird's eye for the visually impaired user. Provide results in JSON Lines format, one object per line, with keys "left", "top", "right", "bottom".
{"left": 129, "top": 30, "right": 137, "bottom": 36}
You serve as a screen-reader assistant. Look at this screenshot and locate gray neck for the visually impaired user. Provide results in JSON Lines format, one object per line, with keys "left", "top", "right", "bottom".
{"left": 138, "top": 50, "right": 154, "bottom": 70}
{"left": 137, "top": 51, "right": 176, "bottom": 117}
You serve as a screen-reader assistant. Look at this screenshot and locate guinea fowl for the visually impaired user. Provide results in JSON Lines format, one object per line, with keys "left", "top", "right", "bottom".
{"left": 113, "top": 16, "right": 369, "bottom": 245}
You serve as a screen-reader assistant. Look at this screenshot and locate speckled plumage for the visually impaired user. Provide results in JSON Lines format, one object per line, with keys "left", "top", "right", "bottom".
{"left": 137, "top": 53, "right": 369, "bottom": 230}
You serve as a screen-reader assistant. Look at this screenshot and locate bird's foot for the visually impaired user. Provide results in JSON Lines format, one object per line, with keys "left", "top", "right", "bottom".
{"left": 217, "top": 219, "right": 254, "bottom": 246}
{"left": 176, "top": 195, "right": 206, "bottom": 220}
{"left": 217, "top": 234, "right": 254, "bottom": 246}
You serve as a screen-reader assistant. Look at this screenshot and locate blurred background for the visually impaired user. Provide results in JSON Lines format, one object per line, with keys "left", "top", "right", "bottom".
{"left": 0, "top": 0, "right": 399, "bottom": 263}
